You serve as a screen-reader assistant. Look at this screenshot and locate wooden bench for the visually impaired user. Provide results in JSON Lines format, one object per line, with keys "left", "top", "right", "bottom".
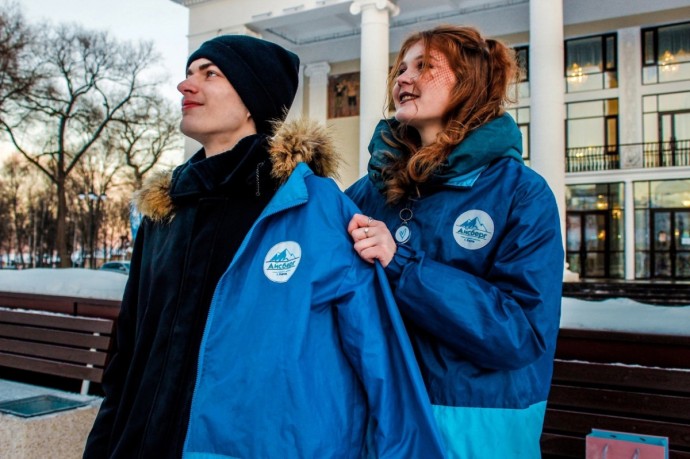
{"left": 0, "top": 291, "right": 121, "bottom": 320}
{"left": 541, "top": 328, "right": 690, "bottom": 459}
{"left": 0, "top": 308, "right": 115, "bottom": 395}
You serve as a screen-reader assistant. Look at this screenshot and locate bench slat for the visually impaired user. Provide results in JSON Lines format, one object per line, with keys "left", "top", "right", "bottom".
{"left": 0, "top": 292, "right": 120, "bottom": 319}
{"left": 540, "top": 432, "right": 583, "bottom": 458}
{"left": 541, "top": 432, "right": 690, "bottom": 459}
{"left": 544, "top": 408, "right": 690, "bottom": 450}
{"left": 0, "top": 323, "right": 112, "bottom": 350}
{"left": 0, "top": 309, "right": 113, "bottom": 334}
{"left": 556, "top": 329, "right": 690, "bottom": 368}
{"left": 0, "top": 352, "right": 105, "bottom": 383}
{"left": 549, "top": 384, "right": 690, "bottom": 422}
{"left": 0, "top": 337, "right": 107, "bottom": 366}
{"left": 553, "top": 359, "right": 690, "bottom": 393}
{"left": 0, "top": 292, "right": 74, "bottom": 313}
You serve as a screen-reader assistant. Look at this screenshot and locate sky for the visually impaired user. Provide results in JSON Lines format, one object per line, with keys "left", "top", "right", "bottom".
{"left": 20, "top": 0, "right": 189, "bottom": 104}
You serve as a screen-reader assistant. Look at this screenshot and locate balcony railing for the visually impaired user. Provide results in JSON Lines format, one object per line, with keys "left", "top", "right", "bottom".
{"left": 643, "top": 139, "right": 690, "bottom": 168}
{"left": 566, "top": 146, "right": 619, "bottom": 172}
{"left": 566, "top": 140, "right": 690, "bottom": 172}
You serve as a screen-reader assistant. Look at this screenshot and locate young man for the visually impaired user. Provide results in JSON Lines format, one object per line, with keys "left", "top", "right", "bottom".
{"left": 84, "top": 35, "right": 445, "bottom": 458}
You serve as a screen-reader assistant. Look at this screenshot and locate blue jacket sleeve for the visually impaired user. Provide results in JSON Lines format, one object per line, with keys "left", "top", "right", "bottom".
{"left": 335, "top": 257, "right": 446, "bottom": 458}
{"left": 385, "top": 182, "right": 564, "bottom": 370}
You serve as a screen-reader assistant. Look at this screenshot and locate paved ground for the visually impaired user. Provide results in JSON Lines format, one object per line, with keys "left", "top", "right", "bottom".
{"left": 0, "top": 379, "right": 101, "bottom": 459}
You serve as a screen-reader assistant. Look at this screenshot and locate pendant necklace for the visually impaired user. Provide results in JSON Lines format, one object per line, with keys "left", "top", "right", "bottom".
{"left": 394, "top": 199, "right": 415, "bottom": 244}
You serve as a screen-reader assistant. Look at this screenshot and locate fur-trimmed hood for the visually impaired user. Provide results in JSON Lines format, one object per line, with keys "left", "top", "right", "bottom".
{"left": 134, "top": 118, "right": 341, "bottom": 222}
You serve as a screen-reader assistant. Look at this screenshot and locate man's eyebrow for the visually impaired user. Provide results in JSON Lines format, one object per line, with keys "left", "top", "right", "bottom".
{"left": 186, "top": 62, "right": 219, "bottom": 75}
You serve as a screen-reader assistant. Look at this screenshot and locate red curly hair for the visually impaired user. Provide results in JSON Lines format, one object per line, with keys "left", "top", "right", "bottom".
{"left": 380, "top": 25, "right": 518, "bottom": 204}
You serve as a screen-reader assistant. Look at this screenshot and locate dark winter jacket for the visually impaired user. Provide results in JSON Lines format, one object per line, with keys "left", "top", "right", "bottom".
{"left": 83, "top": 132, "right": 282, "bottom": 458}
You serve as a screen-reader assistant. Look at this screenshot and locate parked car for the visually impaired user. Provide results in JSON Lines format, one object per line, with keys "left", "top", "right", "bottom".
{"left": 99, "top": 261, "right": 131, "bottom": 275}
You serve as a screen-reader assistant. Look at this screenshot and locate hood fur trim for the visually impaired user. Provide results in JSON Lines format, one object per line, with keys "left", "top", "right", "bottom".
{"left": 269, "top": 118, "right": 341, "bottom": 184}
{"left": 134, "top": 118, "right": 341, "bottom": 221}
{"left": 133, "top": 169, "right": 174, "bottom": 223}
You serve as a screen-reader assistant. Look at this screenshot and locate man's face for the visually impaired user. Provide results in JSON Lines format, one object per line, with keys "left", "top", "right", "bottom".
{"left": 177, "top": 58, "right": 256, "bottom": 156}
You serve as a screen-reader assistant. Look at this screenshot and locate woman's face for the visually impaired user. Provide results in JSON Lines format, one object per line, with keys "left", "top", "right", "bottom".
{"left": 392, "top": 41, "right": 457, "bottom": 146}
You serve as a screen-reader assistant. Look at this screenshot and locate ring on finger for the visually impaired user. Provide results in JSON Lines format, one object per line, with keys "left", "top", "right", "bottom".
{"left": 367, "top": 216, "right": 373, "bottom": 225}
{"left": 363, "top": 227, "right": 370, "bottom": 236}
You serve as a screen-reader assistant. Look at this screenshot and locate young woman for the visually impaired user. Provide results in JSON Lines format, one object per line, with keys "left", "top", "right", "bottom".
{"left": 347, "top": 25, "right": 564, "bottom": 457}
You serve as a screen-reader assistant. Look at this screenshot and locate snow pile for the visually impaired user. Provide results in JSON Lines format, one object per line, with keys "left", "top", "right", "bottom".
{"left": 561, "top": 296, "right": 690, "bottom": 336}
{"left": 0, "top": 268, "right": 127, "bottom": 301}
{"left": 0, "top": 268, "right": 688, "bottom": 337}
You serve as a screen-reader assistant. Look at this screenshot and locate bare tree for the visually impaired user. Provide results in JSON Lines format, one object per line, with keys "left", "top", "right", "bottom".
{"left": 70, "top": 138, "right": 126, "bottom": 268}
{"left": 114, "top": 98, "right": 182, "bottom": 190}
{"left": 0, "top": 154, "right": 30, "bottom": 264}
{"left": 0, "top": 176, "right": 9, "bottom": 266}
{"left": 0, "top": 159, "right": 56, "bottom": 267}
{"left": 0, "top": 1, "right": 36, "bottom": 115}
{"left": 0, "top": 23, "right": 163, "bottom": 266}
{"left": 27, "top": 186, "right": 58, "bottom": 267}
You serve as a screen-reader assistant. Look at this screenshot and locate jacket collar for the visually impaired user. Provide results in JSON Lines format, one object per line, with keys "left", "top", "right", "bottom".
{"left": 367, "top": 113, "right": 524, "bottom": 191}
{"left": 133, "top": 118, "right": 340, "bottom": 222}
{"left": 169, "top": 134, "right": 270, "bottom": 200}
{"left": 261, "top": 162, "right": 311, "bottom": 218}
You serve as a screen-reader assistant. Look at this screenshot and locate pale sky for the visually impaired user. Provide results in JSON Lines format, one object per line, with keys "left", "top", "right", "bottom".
{"left": 20, "top": 0, "right": 189, "bottom": 104}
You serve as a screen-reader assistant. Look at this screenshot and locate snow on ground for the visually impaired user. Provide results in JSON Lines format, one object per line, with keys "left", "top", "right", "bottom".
{"left": 0, "top": 268, "right": 127, "bottom": 301}
{"left": 561, "top": 297, "right": 690, "bottom": 336}
{"left": 0, "top": 268, "right": 688, "bottom": 335}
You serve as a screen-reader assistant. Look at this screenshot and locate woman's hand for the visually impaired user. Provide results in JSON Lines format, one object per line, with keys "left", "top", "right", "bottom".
{"left": 347, "top": 213, "right": 397, "bottom": 267}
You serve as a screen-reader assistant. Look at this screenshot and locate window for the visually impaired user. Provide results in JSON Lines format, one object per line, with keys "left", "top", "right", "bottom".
{"left": 565, "top": 33, "right": 617, "bottom": 93}
{"left": 513, "top": 46, "right": 529, "bottom": 99}
{"left": 565, "top": 183, "right": 625, "bottom": 279}
{"left": 642, "top": 21, "right": 690, "bottom": 84}
{"left": 505, "top": 107, "right": 530, "bottom": 163}
{"left": 566, "top": 99, "right": 619, "bottom": 171}
{"left": 634, "top": 180, "right": 690, "bottom": 279}
{"left": 642, "top": 91, "right": 690, "bottom": 167}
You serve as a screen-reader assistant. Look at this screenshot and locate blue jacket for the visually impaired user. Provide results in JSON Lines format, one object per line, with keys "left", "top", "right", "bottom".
{"left": 183, "top": 120, "right": 445, "bottom": 458}
{"left": 347, "top": 114, "right": 564, "bottom": 458}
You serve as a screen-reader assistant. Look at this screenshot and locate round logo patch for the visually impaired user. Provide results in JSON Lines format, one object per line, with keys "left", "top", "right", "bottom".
{"left": 395, "top": 225, "right": 411, "bottom": 243}
{"left": 452, "top": 210, "right": 494, "bottom": 250}
{"left": 263, "top": 241, "right": 302, "bottom": 283}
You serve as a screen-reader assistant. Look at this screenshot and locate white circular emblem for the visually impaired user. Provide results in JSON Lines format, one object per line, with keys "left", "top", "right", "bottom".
{"left": 263, "top": 241, "right": 302, "bottom": 283}
{"left": 452, "top": 210, "right": 494, "bottom": 250}
{"left": 395, "top": 225, "right": 411, "bottom": 243}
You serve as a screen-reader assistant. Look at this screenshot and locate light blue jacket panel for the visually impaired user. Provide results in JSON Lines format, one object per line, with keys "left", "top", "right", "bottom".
{"left": 346, "top": 116, "right": 564, "bottom": 456}
{"left": 183, "top": 163, "right": 446, "bottom": 459}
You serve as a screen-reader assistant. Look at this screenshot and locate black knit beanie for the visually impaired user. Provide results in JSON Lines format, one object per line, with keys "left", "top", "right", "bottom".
{"left": 186, "top": 35, "right": 300, "bottom": 134}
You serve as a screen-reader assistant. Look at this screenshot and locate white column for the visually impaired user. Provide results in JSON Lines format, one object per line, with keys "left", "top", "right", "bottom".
{"left": 304, "top": 61, "right": 331, "bottom": 125}
{"left": 624, "top": 178, "right": 636, "bottom": 280}
{"left": 350, "top": 0, "right": 399, "bottom": 177}
{"left": 529, "top": 0, "right": 566, "bottom": 247}
{"left": 618, "top": 27, "right": 644, "bottom": 169}
{"left": 286, "top": 64, "right": 305, "bottom": 122}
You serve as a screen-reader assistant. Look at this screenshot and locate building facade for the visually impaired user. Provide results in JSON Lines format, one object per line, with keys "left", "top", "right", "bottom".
{"left": 171, "top": 0, "right": 690, "bottom": 281}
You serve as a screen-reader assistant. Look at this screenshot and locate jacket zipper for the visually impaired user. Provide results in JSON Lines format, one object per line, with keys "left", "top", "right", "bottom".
{"left": 181, "top": 192, "right": 307, "bottom": 455}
